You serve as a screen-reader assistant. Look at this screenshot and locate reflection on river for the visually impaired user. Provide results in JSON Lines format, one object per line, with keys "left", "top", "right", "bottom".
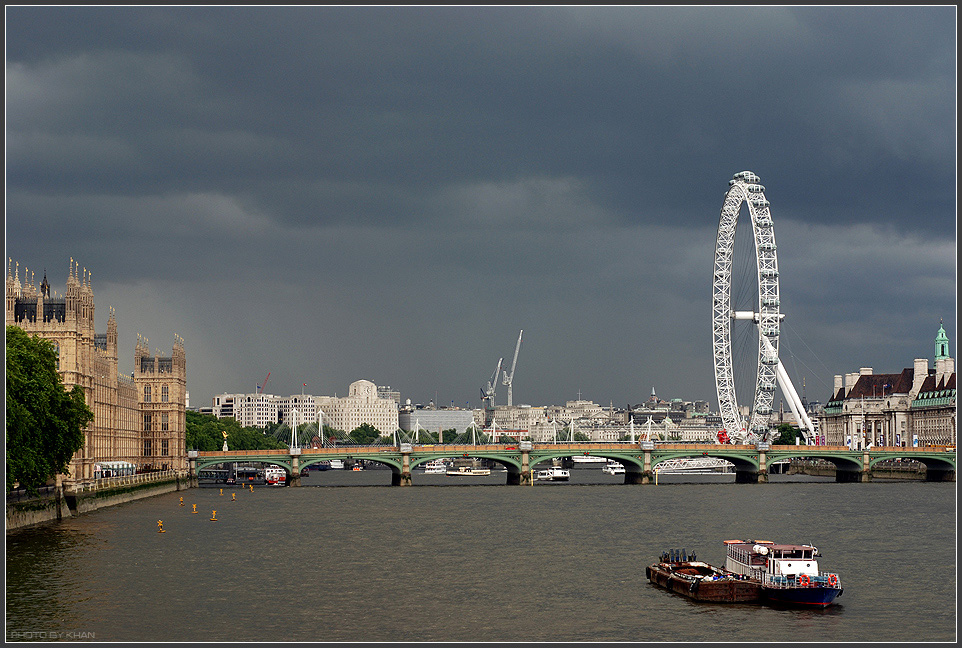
{"left": 5, "top": 470, "right": 956, "bottom": 642}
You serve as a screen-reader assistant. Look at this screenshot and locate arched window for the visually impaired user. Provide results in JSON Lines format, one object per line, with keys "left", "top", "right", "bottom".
{"left": 144, "top": 385, "right": 151, "bottom": 403}
{"left": 162, "top": 384, "right": 169, "bottom": 403}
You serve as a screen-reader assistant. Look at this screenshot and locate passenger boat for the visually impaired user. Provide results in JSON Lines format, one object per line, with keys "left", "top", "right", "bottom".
{"left": 535, "top": 466, "right": 570, "bottom": 481}
{"left": 264, "top": 466, "right": 286, "bottom": 486}
{"left": 446, "top": 465, "right": 491, "bottom": 476}
{"left": 723, "top": 539, "right": 843, "bottom": 607}
{"left": 602, "top": 460, "right": 625, "bottom": 475}
{"left": 329, "top": 459, "right": 345, "bottom": 470}
{"left": 571, "top": 455, "right": 606, "bottom": 464}
{"left": 646, "top": 549, "right": 761, "bottom": 603}
{"left": 423, "top": 459, "right": 447, "bottom": 474}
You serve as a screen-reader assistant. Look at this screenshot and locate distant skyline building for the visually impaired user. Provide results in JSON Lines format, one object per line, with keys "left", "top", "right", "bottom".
{"left": 212, "top": 379, "right": 399, "bottom": 436}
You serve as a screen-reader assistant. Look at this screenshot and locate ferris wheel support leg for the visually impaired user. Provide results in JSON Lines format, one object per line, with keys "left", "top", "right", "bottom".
{"left": 774, "top": 360, "right": 815, "bottom": 443}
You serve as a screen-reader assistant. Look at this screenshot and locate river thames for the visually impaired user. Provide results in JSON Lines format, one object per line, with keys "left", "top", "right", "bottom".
{"left": 5, "top": 469, "right": 956, "bottom": 642}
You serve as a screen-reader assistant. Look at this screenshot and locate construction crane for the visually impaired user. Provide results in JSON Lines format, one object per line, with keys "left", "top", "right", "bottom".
{"left": 481, "top": 357, "right": 503, "bottom": 409}
{"left": 257, "top": 372, "right": 270, "bottom": 394}
{"left": 502, "top": 329, "right": 523, "bottom": 407}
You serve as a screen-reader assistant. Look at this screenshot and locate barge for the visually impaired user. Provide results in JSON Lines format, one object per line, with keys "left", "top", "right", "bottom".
{"left": 646, "top": 549, "right": 761, "bottom": 603}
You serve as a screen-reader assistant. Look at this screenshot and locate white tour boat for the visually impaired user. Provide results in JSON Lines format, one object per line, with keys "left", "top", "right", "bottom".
{"left": 535, "top": 466, "right": 570, "bottom": 481}
{"left": 446, "top": 465, "right": 491, "bottom": 477}
{"left": 423, "top": 459, "right": 448, "bottom": 474}
{"left": 602, "top": 460, "right": 625, "bottom": 475}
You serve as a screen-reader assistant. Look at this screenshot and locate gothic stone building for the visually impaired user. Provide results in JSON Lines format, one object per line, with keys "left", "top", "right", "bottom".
{"left": 818, "top": 323, "right": 956, "bottom": 449}
{"left": 6, "top": 259, "right": 187, "bottom": 480}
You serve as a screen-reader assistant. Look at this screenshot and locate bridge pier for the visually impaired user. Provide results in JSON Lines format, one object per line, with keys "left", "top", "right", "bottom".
{"left": 287, "top": 450, "right": 301, "bottom": 487}
{"left": 398, "top": 451, "right": 412, "bottom": 487}
{"left": 188, "top": 451, "right": 199, "bottom": 488}
{"left": 518, "top": 444, "right": 533, "bottom": 486}
{"left": 642, "top": 447, "right": 653, "bottom": 484}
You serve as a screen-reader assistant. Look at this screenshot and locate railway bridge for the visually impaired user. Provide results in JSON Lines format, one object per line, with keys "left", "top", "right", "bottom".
{"left": 189, "top": 442, "right": 956, "bottom": 486}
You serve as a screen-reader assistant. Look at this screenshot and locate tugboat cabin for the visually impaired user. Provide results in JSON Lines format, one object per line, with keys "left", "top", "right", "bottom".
{"left": 724, "top": 540, "right": 821, "bottom": 579}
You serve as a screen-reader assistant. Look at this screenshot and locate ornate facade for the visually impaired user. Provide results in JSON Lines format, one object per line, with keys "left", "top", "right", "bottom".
{"left": 6, "top": 259, "right": 187, "bottom": 480}
{"left": 818, "top": 323, "right": 956, "bottom": 449}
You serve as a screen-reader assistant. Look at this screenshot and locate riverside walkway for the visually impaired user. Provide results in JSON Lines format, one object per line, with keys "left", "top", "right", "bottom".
{"left": 190, "top": 442, "right": 956, "bottom": 486}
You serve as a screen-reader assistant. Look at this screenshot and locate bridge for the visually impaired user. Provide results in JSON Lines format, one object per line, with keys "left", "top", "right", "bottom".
{"left": 188, "top": 442, "right": 956, "bottom": 486}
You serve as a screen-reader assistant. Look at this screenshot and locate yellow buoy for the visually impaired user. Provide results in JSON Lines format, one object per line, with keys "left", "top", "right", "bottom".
{"left": 231, "top": 493, "right": 236, "bottom": 501}
{"left": 179, "top": 497, "right": 184, "bottom": 506}
{"left": 250, "top": 484, "right": 254, "bottom": 492}
{"left": 192, "top": 504, "right": 197, "bottom": 514}
{"left": 157, "top": 520, "right": 166, "bottom": 533}
{"left": 210, "top": 510, "right": 218, "bottom": 521}
{"left": 219, "top": 488, "right": 223, "bottom": 496}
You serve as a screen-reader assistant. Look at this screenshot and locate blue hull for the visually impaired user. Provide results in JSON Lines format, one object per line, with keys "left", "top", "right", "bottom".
{"left": 762, "top": 586, "right": 842, "bottom": 607}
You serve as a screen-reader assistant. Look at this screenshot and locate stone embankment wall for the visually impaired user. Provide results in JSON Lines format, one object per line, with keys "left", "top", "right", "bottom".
{"left": 6, "top": 472, "right": 189, "bottom": 531}
{"left": 787, "top": 460, "right": 926, "bottom": 480}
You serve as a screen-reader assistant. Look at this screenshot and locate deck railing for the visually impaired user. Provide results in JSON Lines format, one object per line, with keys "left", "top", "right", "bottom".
{"left": 68, "top": 470, "right": 186, "bottom": 493}
{"left": 761, "top": 572, "right": 841, "bottom": 589}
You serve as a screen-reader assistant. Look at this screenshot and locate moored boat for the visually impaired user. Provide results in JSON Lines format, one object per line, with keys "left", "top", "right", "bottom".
{"left": 535, "top": 466, "right": 570, "bottom": 481}
{"left": 723, "top": 539, "right": 843, "bottom": 607}
{"left": 602, "top": 460, "right": 625, "bottom": 475}
{"left": 423, "top": 459, "right": 447, "bottom": 474}
{"left": 446, "top": 465, "right": 491, "bottom": 476}
{"left": 646, "top": 549, "right": 761, "bottom": 603}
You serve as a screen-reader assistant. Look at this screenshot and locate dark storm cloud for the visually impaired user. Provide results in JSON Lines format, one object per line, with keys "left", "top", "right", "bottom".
{"left": 5, "top": 5, "right": 955, "bottom": 408}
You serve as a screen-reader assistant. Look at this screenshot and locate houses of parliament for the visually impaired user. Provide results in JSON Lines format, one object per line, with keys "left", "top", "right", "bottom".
{"left": 6, "top": 259, "right": 187, "bottom": 481}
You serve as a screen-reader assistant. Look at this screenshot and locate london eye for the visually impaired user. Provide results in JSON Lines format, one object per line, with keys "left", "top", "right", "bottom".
{"left": 711, "top": 171, "right": 812, "bottom": 444}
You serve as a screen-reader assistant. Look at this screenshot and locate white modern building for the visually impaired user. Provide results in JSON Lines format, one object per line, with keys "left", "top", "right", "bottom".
{"left": 213, "top": 379, "right": 399, "bottom": 436}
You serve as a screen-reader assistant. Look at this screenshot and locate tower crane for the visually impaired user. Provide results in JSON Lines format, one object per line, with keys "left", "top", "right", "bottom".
{"left": 502, "top": 329, "right": 523, "bottom": 407}
{"left": 257, "top": 372, "right": 270, "bottom": 394}
{"left": 481, "top": 357, "right": 503, "bottom": 409}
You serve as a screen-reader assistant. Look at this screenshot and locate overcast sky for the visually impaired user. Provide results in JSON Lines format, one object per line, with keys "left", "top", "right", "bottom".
{"left": 5, "top": 6, "right": 956, "bottom": 412}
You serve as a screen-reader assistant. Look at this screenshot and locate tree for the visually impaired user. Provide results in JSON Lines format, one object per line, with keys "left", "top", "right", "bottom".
{"left": 349, "top": 423, "right": 382, "bottom": 445}
{"left": 186, "top": 411, "right": 287, "bottom": 451}
{"left": 6, "top": 326, "right": 94, "bottom": 493}
{"left": 775, "top": 423, "right": 799, "bottom": 445}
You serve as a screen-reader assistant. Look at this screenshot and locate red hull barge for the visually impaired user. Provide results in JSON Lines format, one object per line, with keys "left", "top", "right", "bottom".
{"left": 646, "top": 559, "right": 761, "bottom": 603}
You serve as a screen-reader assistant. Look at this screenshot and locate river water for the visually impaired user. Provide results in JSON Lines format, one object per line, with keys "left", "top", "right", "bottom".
{"left": 5, "top": 468, "right": 957, "bottom": 642}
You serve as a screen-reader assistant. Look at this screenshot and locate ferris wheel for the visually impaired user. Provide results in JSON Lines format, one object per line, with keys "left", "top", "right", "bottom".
{"left": 712, "top": 171, "right": 784, "bottom": 444}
